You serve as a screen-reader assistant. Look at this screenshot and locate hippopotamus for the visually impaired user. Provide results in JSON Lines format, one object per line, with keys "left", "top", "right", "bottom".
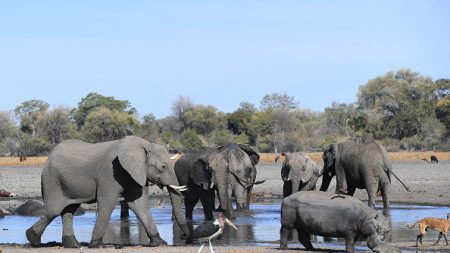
{"left": 280, "top": 191, "right": 390, "bottom": 253}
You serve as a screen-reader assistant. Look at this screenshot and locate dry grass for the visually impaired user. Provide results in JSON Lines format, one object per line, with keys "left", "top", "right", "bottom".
{"left": 0, "top": 151, "right": 448, "bottom": 167}
{"left": 260, "top": 151, "right": 450, "bottom": 163}
{"left": 0, "top": 156, "right": 47, "bottom": 167}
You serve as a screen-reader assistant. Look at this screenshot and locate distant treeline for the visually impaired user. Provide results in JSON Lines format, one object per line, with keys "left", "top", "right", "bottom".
{"left": 0, "top": 69, "right": 449, "bottom": 156}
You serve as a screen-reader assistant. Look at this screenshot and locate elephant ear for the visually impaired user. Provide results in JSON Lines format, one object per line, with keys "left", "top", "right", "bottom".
{"left": 117, "top": 136, "right": 147, "bottom": 187}
{"left": 238, "top": 144, "right": 260, "bottom": 165}
{"left": 190, "top": 155, "right": 212, "bottom": 190}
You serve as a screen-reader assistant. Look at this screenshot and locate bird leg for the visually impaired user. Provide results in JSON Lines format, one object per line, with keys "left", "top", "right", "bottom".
{"left": 209, "top": 240, "right": 214, "bottom": 253}
{"left": 198, "top": 242, "right": 205, "bottom": 253}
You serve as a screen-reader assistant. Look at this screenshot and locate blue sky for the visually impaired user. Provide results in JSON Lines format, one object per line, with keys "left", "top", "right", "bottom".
{"left": 1, "top": 1, "right": 449, "bottom": 119}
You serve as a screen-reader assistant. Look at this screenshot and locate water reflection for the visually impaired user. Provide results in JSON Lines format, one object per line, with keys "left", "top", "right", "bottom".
{"left": 0, "top": 202, "right": 449, "bottom": 252}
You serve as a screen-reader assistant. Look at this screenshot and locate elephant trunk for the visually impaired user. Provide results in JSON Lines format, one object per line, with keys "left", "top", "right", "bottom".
{"left": 216, "top": 176, "right": 235, "bottom": 220}
{"left": 168, "top": 188, "right": 190, "bottom": 239}
{"left": 320, "top": 173, "right": 333, "bottom": 192}
{"left": 291, "top": 179, "right": 301, "bottom": 194}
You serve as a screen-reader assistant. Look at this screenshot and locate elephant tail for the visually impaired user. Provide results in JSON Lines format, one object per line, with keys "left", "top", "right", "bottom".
{"left": 381, "top": 147, "right": 411, "bottom": 192}
{"left": 383, "top": 163, "right": 411, "bottom": 192}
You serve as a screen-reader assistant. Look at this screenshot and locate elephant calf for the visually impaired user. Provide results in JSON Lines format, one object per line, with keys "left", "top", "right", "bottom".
{"left": 280, "top": 191, "right": 389, "bottom": 253}
{"left": 280, "top": 152, "right": 320, "bottom": 198}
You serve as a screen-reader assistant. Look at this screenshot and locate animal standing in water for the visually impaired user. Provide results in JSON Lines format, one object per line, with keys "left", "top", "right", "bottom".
{"left": 407, "top": 214, "right": 450, "bottom": 246}
{"left": 188, "top": 212, "right": 238, "bottom": 253}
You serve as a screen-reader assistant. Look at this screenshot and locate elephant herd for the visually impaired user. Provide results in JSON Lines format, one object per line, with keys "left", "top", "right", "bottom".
{"left": 24, "top": 136, "right": 410, "bottom": 252}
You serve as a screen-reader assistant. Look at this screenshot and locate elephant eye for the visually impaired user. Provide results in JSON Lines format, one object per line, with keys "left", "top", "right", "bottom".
{"left": 162, "top": 164, "right": 167, "bottom": 169}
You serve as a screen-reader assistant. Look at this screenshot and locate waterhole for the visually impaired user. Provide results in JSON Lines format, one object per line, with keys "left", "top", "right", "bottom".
{"left": 0, "top": 201, "right": 449, "bottom": 252}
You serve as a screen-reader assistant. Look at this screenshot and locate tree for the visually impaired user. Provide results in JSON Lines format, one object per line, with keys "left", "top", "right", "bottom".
{"left": 14, "top": 99, "right": 49, "bottom": 136}
{"left": 36, "top": 107, "right": 77, "bottom": 145}
{"left": 357, "top": 69, "right": 440, "bottom": 140}
{"left": 179, "top": 129, "right": 203, "bottom": 149}
{"left": 260, "top": 93, "right": 299, "bottom": 152}
{"left": 81, "top": 107, "right": 138, "bottom": 143}
{"left": 71, "top": 92, "right": 135, "bottom": 129}
{"left": 184, "top": 105, "right": 224, "bottom": 136}
{"left": 0, "top": 111, "right": 18, "bottom": 155}
{"left": 171, "top": 95, "right": 194, "bottom": 131}
{"left": 136, "top": 113, "right": 161, "bottom": 143}
{"left": 0, "top": 111, "right": 17, "bottom": 141}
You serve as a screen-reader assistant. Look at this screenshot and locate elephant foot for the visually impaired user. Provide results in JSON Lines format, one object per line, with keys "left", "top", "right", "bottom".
{"left": 26, "top": 227, "right": 41, "bottom": 247}
{"left": 148, "top": 234, "right": 168, "bottom": 247}
{"left": 280, "top": 245, "right": 288, "bottom": 250}
{"left": 62, "top": 235, "right": 80, "bottom": 248}
{"left": 88, "top": 238, "right": 105, "bottom": 248}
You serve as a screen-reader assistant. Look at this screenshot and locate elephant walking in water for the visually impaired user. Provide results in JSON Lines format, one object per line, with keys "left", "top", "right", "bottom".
{"left": 320, "top": 140, "right": 410, "bottom": 210}
{"left": 26, "top": 136, "right": 190, "bottom": 248}
{"left": 174, "top": 142, "right": 263, "bottom": 221}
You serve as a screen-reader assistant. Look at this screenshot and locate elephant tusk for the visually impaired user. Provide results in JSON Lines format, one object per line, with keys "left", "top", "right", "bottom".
{"left": 169, "top": 185, "right": 187, "bottom": 191}
{"left": 210, "top": 182, "right": 215, "bottom": 189}
{"left": 287, "top": 177, "right": 291, "bottom": 181}
{"left": 224, "top": 218, "right": 238, "bottom": 230}
{"left": 170, "top": 154, "right": 180, "bottom": 160}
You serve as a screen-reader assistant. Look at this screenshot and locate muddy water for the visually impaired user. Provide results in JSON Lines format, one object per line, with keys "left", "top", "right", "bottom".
{"left": 0, "top": 202, "right": 449, "bottom": 251}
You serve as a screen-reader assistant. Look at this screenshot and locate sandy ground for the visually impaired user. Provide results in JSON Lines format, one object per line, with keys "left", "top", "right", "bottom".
{"left": 1, "top": 160, "right": 450, "bottom": 252}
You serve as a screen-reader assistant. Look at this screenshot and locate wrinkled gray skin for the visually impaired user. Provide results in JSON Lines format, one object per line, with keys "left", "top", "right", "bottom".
{"left": 175, "top": 150, "right": 234, "bottom": 221}
{"left": 222, "top": 143, "right": 263, "bottom": 211}
{"left": 320, "top": 140, "right": 410, "bottom": 210}
{"left": 280, "top": 191, "right": 390, "bottom": 253}
{"left": 174, "top": 143, "right": 262, "bottom": 221}
{"left": 281, "top": 152, "right": 321, "bottom": 198}
{"left": 11, "top": 200, "right": 85, "bottom": 216}
{"left": 26, "top": 136, "right": 190, "bottom": 248}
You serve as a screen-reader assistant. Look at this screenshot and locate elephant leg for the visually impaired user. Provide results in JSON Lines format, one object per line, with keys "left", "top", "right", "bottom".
{"left": 26, "top": 201, "right": 64, "bottom": 246}
{"left": 279, "top": 225, "right": 290, "bottom": 250}
{"left": 120, "top": 200, "right": 129, "bottom": 218}
{"left": 185, "top": 192, "right": 200, "bottom": 221}
{"left": 347, "top": 187, "right": 356, "bottom": 196}
{"left": 61, "top": 204, "right": 81, "bottom": 248}
{"left": 381, "top": 182, "right": 391, "bottom": 210}
{"left": 89, "top": 198, "right": 117, "bottom": 248}
{"left": 365, "top": 180, "right": 378, "bottom": 209}
{"left": 200, "top": 190, "right": 215, "bottom": 221}
{"left": 127, "top": 197, "right": 167, "bottom": 247}
{"left": 297, "top": 229, "right": 313, "bottom": 250}
{"left": 26, "top": 214, "right": 57, "bottom": 246}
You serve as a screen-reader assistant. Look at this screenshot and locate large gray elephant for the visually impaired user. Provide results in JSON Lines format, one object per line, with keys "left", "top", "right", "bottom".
{"left": 280, "top": 191, "right": 390, "bottom": 253}
{"left": 280, "top": 152, "right": 320, "bottom": 198}
{"left": 26, "top": 136, "right": 190, "bottom": 248}
{"left": 320, "top": 140, "right": 410, "bottom": 210}
{"left": 222, "top": 143, "right": 263, "bottom": 211}
{"left": 174, "top": 142, "right": 262, "bottom": 221}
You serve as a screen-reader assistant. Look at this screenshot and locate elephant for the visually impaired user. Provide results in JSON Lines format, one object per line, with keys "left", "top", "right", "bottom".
{"left": 222, "top": 143, "right": 263, "bottom": 211}
{"left": 280, "top": 152, "right": 321, "bottom": 198}
{"left": 174, "top": 142, "right": 262, "bottom": 221}
{"left": 26, "top": 136, "right": 190, "bottom": 248}
{"left": 320, "top": 140, "right": 411, "bottom": 210}
{"left": 280, "top": 191, "right": 390, "bottom": 253}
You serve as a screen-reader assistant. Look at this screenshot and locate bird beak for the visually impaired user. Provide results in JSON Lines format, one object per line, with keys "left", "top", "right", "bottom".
{"left": 224, "top": 218, "right": 238, "bottom": 230}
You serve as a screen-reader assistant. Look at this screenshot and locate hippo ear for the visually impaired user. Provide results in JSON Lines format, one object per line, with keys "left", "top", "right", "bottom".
{"left": 118, "top": 136, "right": 147, "bottom": 187}
{"left": 238, "top": 144, "right": 260, "bottom": 165}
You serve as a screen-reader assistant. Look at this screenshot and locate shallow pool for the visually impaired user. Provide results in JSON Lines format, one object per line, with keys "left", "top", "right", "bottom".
{"left": 1, "top": 202, "right": 449, "bottom": 252}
